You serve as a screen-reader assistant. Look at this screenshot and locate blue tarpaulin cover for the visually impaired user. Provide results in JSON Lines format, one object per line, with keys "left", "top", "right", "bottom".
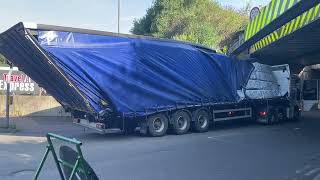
{"left": 36, "top": 30, "right": 254, "bottom": 116}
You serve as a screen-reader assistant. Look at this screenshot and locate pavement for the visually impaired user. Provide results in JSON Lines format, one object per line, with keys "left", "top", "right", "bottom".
{"left": 0, "top": 112, "right": 320, "bottom": 180}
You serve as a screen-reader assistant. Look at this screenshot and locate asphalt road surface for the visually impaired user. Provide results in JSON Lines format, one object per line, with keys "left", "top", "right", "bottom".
{"left": 1, "top": 112, "right": 320, "bottom": 180}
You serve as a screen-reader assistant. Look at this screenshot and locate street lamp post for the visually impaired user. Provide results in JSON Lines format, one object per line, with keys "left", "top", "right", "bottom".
{"left": 5, "top": 63, "right": 12, "bottom": 129}
{"left": 118, "top": 0, "right": 120, "bottom": 33}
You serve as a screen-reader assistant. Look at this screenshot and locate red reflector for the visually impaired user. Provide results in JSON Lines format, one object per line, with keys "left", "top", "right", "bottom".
{"left": 96, "top": 123, "right": 106, "bottom": 129}
{"left": 259, "top": 111, "right": 267, "bottom": 116}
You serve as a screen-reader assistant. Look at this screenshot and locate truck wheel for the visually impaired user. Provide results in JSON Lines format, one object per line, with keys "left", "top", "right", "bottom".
{"left": 147, "top": 113, "right": 168, "bottom": 137}
{"left": 171, "top": 110, "right": 191, "bottom": 135}
{"left": 192, "top": 109, "right": 210, "bottom": 133}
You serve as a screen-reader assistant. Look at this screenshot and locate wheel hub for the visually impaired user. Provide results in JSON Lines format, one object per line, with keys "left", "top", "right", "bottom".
{"left": 177, "top": 116, "right": 187, "bottom": 130}
{"left": 198, "top": 115, "right": 208, "bottom": 128}
{"left": 153, "top": 118, "right": 164, "bottom": 132}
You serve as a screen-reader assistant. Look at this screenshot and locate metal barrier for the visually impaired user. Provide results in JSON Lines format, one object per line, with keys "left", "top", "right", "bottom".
{"left": 33, "top": 133, "right": 97, "bottom": 180}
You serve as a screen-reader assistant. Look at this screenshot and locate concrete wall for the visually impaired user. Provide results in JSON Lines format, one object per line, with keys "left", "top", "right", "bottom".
{"left": 0, "top": 95, "right": 70, "bottom": 117}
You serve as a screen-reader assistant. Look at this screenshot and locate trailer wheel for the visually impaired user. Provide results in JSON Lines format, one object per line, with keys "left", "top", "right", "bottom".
{"left": 192, "top": 109, "right": 210, "bottom": 133}
{"left": 171, "top": 110, "right": 191, "bottom": 135}
{"left": 147, "top": 113, "right": 168, "bottom": 137}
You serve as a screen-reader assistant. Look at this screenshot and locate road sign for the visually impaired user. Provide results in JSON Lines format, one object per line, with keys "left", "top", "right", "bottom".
{"left": 250, "top": 7, "right": 260, "bottom": 21}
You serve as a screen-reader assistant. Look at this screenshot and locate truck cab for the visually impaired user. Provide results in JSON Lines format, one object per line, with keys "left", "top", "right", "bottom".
{"left": 253, "top": 64, "right": 301, "bottom": 124}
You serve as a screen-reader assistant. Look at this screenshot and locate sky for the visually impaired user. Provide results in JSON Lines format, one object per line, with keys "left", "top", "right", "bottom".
{"left": 0, "top": 0, "right": 269, "bottom": 34}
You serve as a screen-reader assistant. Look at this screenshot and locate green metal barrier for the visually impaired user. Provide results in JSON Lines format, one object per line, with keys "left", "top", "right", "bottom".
{"left": 33, "top": 133, "right": 93, "bottom": 180}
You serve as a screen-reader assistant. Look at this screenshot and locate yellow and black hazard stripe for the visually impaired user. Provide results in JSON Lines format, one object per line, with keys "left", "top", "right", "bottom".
{"left": 245, "top": 0, "right": 302, "bottom": 41}
{"left": 251, "top": 3, "right": 320, "bottom": 52}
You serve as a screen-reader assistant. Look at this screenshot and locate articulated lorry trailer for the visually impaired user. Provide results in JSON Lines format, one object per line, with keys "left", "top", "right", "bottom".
{"left": 0, "top": 22, "right": 301, "bottom": 136}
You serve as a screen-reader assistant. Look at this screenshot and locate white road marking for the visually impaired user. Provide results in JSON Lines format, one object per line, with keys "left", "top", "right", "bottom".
{"left": 207, "top": 137, "right": 228, "bottom": 143}
{"left": 207, "top": 132, "right": 245, "bottom": 139}
{"left": 313, "top": 173, "right": 320, "bottom": 180}
{"left": 207, "top": 132, "right": 247, "bottom": 143}
{"left": 305, "top": 168, "right": 320, "bottom": 176}
{"left": 296, "top": 165, "right": 312, "bottom": 174}
{"left": 0, "top": 135, "right": 46, "bottom": 144}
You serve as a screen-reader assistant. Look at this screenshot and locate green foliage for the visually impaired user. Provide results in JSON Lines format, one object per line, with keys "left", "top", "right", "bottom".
{"left": 0, "top": 54, "right": 7, "bottom": 64}
{"left": 131, "top": 0, "right": 249, "bottom": 50}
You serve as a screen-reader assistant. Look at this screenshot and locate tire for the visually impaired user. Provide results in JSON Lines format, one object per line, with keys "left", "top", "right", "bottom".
{"left": 192, "top": 109, "right": 210, "bottom": 133}
{"left": 171, "top": 110, "right": 191, "bottom": 135}
{"left": 147, "top": 113, "right": 169, "bottom": 137}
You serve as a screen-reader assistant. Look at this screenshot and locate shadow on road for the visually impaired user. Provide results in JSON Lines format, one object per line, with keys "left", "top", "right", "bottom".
{"left": 0, "top": 111, "right": 317, "bottom": 143}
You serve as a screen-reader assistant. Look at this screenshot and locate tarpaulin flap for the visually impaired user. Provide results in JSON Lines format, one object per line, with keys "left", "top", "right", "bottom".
{"left": 0, "top": 23, "right": 93, "bottom": 113}
{"left": 37, "top": 30, "right": 254, "bottom": 116}
{"left": 0, "top": 23, "right": 255, "bottom": 117}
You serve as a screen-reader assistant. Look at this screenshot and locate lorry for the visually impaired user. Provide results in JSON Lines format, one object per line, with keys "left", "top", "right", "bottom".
{"left": 298, "top": 65, "right": 320, "bottom": 111}
{"left": 0, "top": 22, "right": 301, "bottom": 137}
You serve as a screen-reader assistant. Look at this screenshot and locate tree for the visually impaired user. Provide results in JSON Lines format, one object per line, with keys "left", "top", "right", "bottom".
{"left": 0, "top": 54, "right": 7, "bottom": 64}
{"left": 131, "top": 0, "right": 249, "bottom": 50}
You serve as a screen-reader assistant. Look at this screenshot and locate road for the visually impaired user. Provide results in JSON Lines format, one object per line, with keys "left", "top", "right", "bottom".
{"left": 1, "top": 112, "right": 320, "bottom": 180}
